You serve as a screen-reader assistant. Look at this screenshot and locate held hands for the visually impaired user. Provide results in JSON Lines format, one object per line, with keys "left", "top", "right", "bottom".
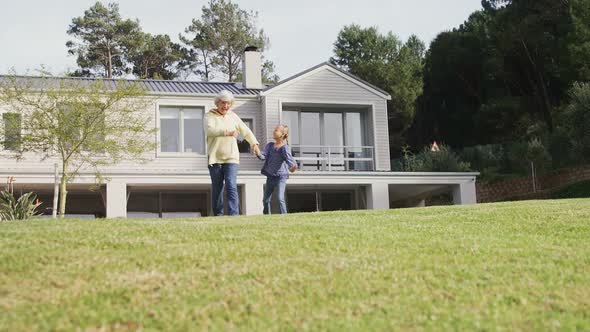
{"left": 252, "top": 144, "right": 261, "bottom": 156}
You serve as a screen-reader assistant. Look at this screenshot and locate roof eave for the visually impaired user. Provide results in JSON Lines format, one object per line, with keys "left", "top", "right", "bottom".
{"left": 145, "top": 91, "right": 260, "bottom": 98}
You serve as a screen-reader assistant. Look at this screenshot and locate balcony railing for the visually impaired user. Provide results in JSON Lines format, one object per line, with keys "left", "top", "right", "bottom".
{"left": 290, "top": 145, "right": 375, "bottom": 171}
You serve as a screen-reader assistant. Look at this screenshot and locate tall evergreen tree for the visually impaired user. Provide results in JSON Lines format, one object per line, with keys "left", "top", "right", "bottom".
{"left": 331, "top": 25, "right": 425, "bottom": 156}
{"left": 66, "top": 2, "right": 142, "bottom": 78}
{"left": 180, "top": 0, "right": 277, "bottom": 82}
{"left": 128, "top": 33, "right": 183, "bottom": 80}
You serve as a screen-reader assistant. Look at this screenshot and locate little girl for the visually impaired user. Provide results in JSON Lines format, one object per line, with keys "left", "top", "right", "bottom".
{"left": 257, "top": 125, "right": 297, "bottom": 214}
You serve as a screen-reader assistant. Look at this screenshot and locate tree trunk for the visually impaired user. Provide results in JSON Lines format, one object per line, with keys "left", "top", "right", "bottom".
{"left": 107, "top": 47, "right": 113, "bottom": 79}
{"left": 520, "top": 38, "right": 554, "bottom": 131}
{"left": 58, "top": 174, "right": 68, "bottom": 218}
{"left": 228, "top": 50, "right": 234, "bottom": 82}
{"left": 58, "top": 162, "right": 69, "bottom": 218}
{"left": 202, "top": 49, "right": 210, "bottom": 81}
{"left": 535, "top": 69, "right": 554, "bottom": 131}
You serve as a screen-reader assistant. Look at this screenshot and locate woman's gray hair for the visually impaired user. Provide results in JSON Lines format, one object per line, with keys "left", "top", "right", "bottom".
{"left": 214, "top": 90, "right": 235, "bottom": 106}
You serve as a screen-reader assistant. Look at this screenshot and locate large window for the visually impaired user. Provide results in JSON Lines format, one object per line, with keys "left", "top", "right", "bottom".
{"left": 283, "top": 111, "right": 299, "bottom": 145}
{"left": 282, "top": 106, "right": 372, "bottom": 171}
{"left": 2, "top": 113, "right": 21, "bottom": 151}
{"left": 237, "top": 118, "right": 254, "bottom": 153}
{"left": 160, "top": 106, "right": 205, "bottom": 154}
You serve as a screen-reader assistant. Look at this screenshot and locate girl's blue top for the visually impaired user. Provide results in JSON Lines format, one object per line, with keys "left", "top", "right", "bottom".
{"left": 259, "top": 142, "right": 297, "bottom": 179}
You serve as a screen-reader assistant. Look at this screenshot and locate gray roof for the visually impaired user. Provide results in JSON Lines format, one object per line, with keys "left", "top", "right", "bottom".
{"left": 0, "top": 75, "right": 265, "bottom": 96}
{"left": 0, "top": 63, "right": 390, "bottom": 98}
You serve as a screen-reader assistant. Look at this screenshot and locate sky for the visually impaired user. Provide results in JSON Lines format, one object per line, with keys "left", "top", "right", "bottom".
{"left": 0, "top": 0, "right": 482, "bottom": 80}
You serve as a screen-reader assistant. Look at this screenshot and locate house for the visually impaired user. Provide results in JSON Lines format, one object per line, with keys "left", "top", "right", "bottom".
{"left": 0, "top": 48, "right": 478, "bottom": 218}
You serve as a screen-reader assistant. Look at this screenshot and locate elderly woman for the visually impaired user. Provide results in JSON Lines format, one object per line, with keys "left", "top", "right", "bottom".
{"left": 205, "top": 90, "right": 261, "bottom": 216}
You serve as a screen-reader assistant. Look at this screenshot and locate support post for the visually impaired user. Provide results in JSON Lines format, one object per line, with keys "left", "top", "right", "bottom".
{"left": 452, "top": 181, "right": 477, "bottom": 205}
{"left": 242, "top": 180, "right": 264, "bottom": 215}
{"left": 367, "top": 182, "right": 390, "bottom": 210}
{"left": 106, "top": 182, "right": 127, "bottom": 218}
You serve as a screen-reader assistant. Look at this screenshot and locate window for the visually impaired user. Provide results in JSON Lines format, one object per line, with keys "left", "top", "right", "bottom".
{"left": 237, "top": 119, "right": 254, "bottom": 153}
{"left": 284, "top": 108, "right": 366, "bottom": 149}
{"left": 300, "top": 112, "right": 321, "bottom": 152}
{"left": 345, "top": 112, "right": 363, "bottom": 152}
{"left": 160, "top": 106, "right": 205, "bottom": 154}
{"left": 282, "top": 106, "right": 372, "bottom": 171}
{"left": 283, "top": 111, "right": 299, "bottom": 145}
{"left": 3, "top": 113, "right": 21, "bottom": 151}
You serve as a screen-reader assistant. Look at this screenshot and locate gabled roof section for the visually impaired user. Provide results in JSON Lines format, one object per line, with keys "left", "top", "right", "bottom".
{"left": 0, "top": 75, "right": 262, "bottom": 96}
{"left": 260, "top": 62, "right": 392, "bottom": 100}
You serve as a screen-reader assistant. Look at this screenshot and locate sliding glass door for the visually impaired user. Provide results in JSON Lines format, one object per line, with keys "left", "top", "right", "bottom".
{"left": 345, "top": 112, "right": 370, "bottom": 170}
{"left": 300, "top": 112, "right": 322, "bottom": 169}
{"left": 324, "top": 113, "right": 345, "bottom": 170}
{"left": 283, "top": 106, "right": 372, "bottom": 171}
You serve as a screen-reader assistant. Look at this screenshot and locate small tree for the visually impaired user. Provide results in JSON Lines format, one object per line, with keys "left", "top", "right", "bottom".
{"left": 0, "top": 73, "right": 157, "bottom": 217}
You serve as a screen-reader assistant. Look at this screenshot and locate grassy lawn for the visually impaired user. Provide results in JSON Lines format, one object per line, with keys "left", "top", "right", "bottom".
{"left": 1, "top": 199, "right": 589, "bottom": 331}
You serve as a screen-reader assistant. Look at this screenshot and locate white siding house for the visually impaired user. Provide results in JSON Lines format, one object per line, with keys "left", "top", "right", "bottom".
{"left": 0, "top": 49, "right": 477, "bottom": 218}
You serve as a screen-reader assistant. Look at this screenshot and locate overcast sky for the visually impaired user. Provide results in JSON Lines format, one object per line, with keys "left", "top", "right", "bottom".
{"left": 0, "top": 0, "right": 482, "bottom": 80}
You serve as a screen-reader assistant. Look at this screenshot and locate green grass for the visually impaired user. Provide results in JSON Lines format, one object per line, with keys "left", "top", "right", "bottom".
{"left": 1, "top": 199, "right": 590, "bottom": 331}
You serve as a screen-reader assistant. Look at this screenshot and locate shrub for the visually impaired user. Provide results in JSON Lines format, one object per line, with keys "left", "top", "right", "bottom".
{"left": 506, "top": 141, "right": 529, "bottom": 175}
{"left": 395, "top": 146, "right": 424, "bottom": 172}
{"left": 395, "top": 144, "right": 471, "bottom": 172}
{"left": 0, "top": 190, "right": 43, "bottom": 221}
{"left": 460, "top": 141, "right": 553, "bottom": 183}
{"left": 420, "top": 145, "right": 471, "bottom": 172}
{"left": 461, "top": 144, "right": 504, "bottom": 173}
{"left": 526, "top": 138, "right": 552, "bottom": 173}
{"left": 552, "top": 180, "right": 590, "bottom": 199}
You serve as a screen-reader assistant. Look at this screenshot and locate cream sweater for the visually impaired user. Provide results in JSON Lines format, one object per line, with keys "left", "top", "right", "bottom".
{"left": 204, "top": 109, "right": 259, "bottom": 165}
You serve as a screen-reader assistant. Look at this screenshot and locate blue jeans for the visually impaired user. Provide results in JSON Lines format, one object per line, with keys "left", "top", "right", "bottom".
{"left": 208, "top": 163, "right": 239, "bottom": 216}
{"left": 263, "top": 177, "right": 287, "bottom": 214}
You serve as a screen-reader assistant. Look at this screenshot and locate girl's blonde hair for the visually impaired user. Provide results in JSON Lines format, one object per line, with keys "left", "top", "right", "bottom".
{"left": 277, "top": 124, "right": 289, "bottom": 140}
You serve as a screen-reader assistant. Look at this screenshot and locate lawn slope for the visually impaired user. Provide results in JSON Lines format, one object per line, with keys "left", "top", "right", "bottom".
{"left": 1, "top": 199, "right": 589, "bottom": 331}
